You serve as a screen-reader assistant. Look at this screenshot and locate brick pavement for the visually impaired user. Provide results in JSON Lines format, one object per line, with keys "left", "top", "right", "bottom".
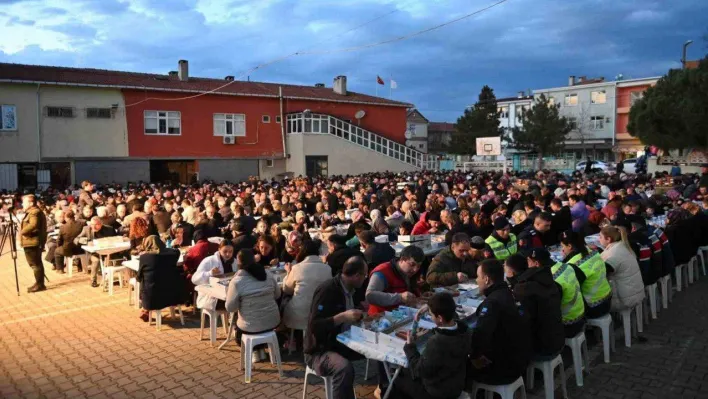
{"left": 1, "top": 246, "right": 707, "bottom": 399}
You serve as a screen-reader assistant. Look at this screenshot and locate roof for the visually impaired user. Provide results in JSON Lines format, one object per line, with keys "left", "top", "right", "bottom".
{"left": 406, "top": 108, "right": 429, "bottom": 123}
{"left": 497, "top": 95, "right": 534, "bottom": 103}
{"left": 0, "top": 62, "right": 412, "bottom": 108}
{"left": 428, "top": 122, "right": 456, "bottom": 133}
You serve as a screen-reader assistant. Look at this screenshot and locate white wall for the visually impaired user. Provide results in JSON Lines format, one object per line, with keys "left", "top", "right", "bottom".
{"left": 258, "top": 158, "right": 287, "bottom": 180}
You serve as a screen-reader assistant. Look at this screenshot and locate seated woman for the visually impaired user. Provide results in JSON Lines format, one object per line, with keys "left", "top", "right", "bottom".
{"left": 282, "top": 239, "right": 332, "bottom": 350}
{"left": 255, "top": 235, "right": 279, "bottom": 267}
{"left": 225, "top": 249, "right": 281, "bottom": 362}
{"left": 281, "top": 231, "right": 303, "bottom": 263}
{"left": 270, "top": 224, "right": 286, "bottom": 257}
{"left": 191, "top": 240, "right": 236, "bottom": 311}
{"left": 559, "top": 230, "right": 612, "bottom": 319}
{"left": 129, "top": 217, "right": 150, "bottom": 256}
{"left": 182, "top": 230, "right": 217, "bottom": 304}
{"left": 136, "top": 235, "right": 183, "bottom": 321}
{"left": 599, "top": 226, "right": 645, "bottom": 312}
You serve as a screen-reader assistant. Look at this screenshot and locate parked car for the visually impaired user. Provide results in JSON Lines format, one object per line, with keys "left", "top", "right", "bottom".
{"left": 576, "top": 160, "right": 609, "bottom": 172}
{"left": 621, "top": 158, "right": 638, "bottom": 174}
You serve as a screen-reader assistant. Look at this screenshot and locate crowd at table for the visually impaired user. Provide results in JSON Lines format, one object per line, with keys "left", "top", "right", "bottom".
{"left": 2, "top": 163, "right": 708, "bottom": 399}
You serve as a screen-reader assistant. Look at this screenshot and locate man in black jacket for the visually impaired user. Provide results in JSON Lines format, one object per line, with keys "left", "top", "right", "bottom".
{"left": 231, "top": 221, "right": 257, "bottom": 254}
{"left": 549, "top": 199, "right": 572, "bottom": 239}
{"left": 505, "top": 250, "right": 565, "bottom": 359}
{"left": 326, "top": 234, "right": 363, "bottom": 275}
{"left": 359, "top": 231, "right": 395, "bottom": 268}
{"left": 74, "top": 216, "right": 116, "bottom": 287}
{"left": 467, "top": 259, "right": 531, "bottom": 386}
{"left": 55, "top": 210, "right": 84, "bottom": 273}
{"left": 305, "top": 257, "right": 369, "bottom": 399}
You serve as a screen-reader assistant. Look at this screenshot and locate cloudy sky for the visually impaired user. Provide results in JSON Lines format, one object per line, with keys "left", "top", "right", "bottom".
{"left": 1, "top": 0, "right": 706, "bottom": 122}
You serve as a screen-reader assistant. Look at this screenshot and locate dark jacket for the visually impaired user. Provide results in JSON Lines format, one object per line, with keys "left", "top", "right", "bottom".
{"left": 550, "top": 207, "right": 572, "bottom": 237}
{"left": 689, "top": 212, "right": 708, "bottom": 247}
{"left": 363, "top": 242, "right": 396, "bottom": 269}
{"left": 469, "top": 282, "right": 531, "bottom": 384}
{"left": 20, "top": 206, "right": 47, "bottom": 248}
{"left": 326, "top": 246, "right": 363, "bottom": 275}
{"left": 510, "top": 266, "right": 565, "bottom": 356}
{"left": 74, "top": 225, "right": 116, "bottom": 245}
{"left": 137, "top": 250, "right": 186, "bottom": 310}
{"left": 404, "top": 322, "right": 471, "bottom": 399}
{"left": 666, "top": 220, "right": 699, "bottom": 265}
{"left": 305, "top": 275, "right": 365, "bottom": 356}
{"left": 232, "top": 233, "right": 258, "bottom": 253}
{"left": 426, "top": 247, "right": 478, "bottom": 287}
{"left": 150, "top": 211, "right": 171, "bottom": 236}
{"left": 57, "top": 220, "right": 84, "bottom": 256}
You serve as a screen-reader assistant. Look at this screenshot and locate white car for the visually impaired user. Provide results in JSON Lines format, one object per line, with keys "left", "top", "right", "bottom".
{"left": 576, "top": 160, "right": 609, "bottom": 172}
{"left": 621, "top": 158, "right": 638, "bottom": 174}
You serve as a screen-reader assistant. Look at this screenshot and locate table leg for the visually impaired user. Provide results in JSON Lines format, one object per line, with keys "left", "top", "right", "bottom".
{"left": 108, "top": 267, "right": 114, "bottom": 296}
{"left": 218, "top": 313, "right": 236, "bottom": 350}
{"left": 382, "top": 367, "right": 401, "bottom": 399}
{"left": 134, "top": 280, "right": 141, "bottom": 309}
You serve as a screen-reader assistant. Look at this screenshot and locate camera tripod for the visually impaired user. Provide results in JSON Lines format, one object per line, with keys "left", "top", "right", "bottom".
{"left": 0, "top": 213, "right": 21, "bottom": 296}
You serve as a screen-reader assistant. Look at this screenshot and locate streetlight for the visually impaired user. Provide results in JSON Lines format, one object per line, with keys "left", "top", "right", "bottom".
{"left": 681, "top": 40, "right": 694, "bottom": 68}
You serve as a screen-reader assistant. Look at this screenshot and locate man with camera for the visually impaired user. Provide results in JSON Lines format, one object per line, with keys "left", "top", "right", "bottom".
{"left": 20, "top": 194, "right": 48, "bottom": 293}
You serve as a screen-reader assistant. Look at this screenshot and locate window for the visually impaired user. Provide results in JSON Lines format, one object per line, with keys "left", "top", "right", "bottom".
{"left": 498, "top": 106, "right": 509, "bottom": 118}
{"left": 262, "top": 115, "right": 271, "bottom": 123}
{"left": 515, "top": 104, "right": 527, "bottom": 120}
{"left": 144, "top": 111, "right": 181, "bottom": 135}
{"left": 547, "top": 97, "right": 555, "bottom": 106}
{"left": 86, "top": 108, "right": 112, "bottom": 119}
{"left": 47, "top": 106, "right": 74, "bottom": 118}
{"left": 0, "top": 105, "right": 17, "bottom": 131}
{"left": 568, "top": 117, "right": 578, "bottom": 130}
{"left": 630, "top": 91, "right": 644, "bottom": 106}
{"left": 564, "top": 94, "right": 578, "bottom": 106}
{"left": 213, "top": 113, "right": 245, "bottom": 137}
{"left": 275, "top": 115, "right": 281, "bottom": 123}
{"left": 265, "top": 159, "right": 274, "bottom": 168}
{"left": 591, "top": 90, "right": 607, "bottom": 104}
{"left": 590, "top": 116, "right": 604, "bottom": 130}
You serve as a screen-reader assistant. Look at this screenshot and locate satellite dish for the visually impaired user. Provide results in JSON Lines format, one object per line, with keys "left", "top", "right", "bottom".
{"left": 404, "top": 131, "right": 412, "bottom": 139}
{"left": 355, "top": 110, "right": 366, "bottom": 119}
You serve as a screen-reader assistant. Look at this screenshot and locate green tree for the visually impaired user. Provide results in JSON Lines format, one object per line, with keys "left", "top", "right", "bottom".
{"left": 512, "top": 94, "right": 572, "bottom": 169}
{"left": 628, "top": 56, "right": 708, "bottom": 151}
{"left": 449, "top": 85, "right": 503, "bottom": 155}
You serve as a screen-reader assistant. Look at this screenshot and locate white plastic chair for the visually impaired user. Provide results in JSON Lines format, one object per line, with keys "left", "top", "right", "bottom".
{"left": 148, "top": 306, "right": 184, "bottom": 331}
{"left": 697, "top": 248, "right": 707, "bottom": 276}
{"left": 675, "top": 263, "right": 688, "bottom": 292}
{"left": 564, "top": 331, "right": 590, "bottom": 387}
{"left": 658, "top": 275, "right": 671, "bottom": 309}
{"left": 618, "top": 303, "right": 643, "bottom": 348}
{"left": 239, "top": 330, "right": 283, "bottom": 383}
{"left": 586, "top": 313, "right": 615, "bottom": 363}
{"left": 644, "top": 283, "right": 658, "bottom": 322}
{"left": 471, "top": 376, "right": 526, "bottom": 399}
{"left": 302, "top": 365, "right": 359, "bottom": 399}
{"left": 102, "top": 259, "right": 126, "bottom": 296}
{"left": 64, "top": 254, "right": 86, "bottom": 277}
{"left": 526, "top": 354, "right": 568, "bottom": 399}
{"left": 199, "top": 308, "right": 229, "bottom": 346}
{"left": 128, "top": 277, "right": 140, "bottom": 308}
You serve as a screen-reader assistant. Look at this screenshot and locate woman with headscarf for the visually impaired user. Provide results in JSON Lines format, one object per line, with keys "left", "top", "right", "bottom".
{"left": 346, "top": 210, "right": 370, "bottom": 240}
{"left": 281, "top": 231, "right": 303, "bottom": 263}
{"left": 136, "top": 235, "right": 182, "bottom": 321}
{"left": 270, "top": 224, "right": 286, "bottom": 256}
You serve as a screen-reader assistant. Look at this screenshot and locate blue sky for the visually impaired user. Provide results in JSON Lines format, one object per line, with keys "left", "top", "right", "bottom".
{"left": 1, "top": 0, "right": 706, "bottom": 122}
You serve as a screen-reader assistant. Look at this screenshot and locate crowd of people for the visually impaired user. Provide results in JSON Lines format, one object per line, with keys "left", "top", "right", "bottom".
{"left": 2, "top": 162, "right": 708, "bottom": 399}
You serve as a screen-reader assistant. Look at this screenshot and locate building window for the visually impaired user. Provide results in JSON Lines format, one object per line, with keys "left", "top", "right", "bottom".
{"left": 262, "top": 115, "right": 271, "bottom": 123}
{"left": 564, "top": 94, "right": 578, "bottom": 106}
{"left": 498, "top": 106, "right": 509, "bottom": 118}
{"left": 590, "top": 116, "right": 604, "bottom": 130}
{"left": 591, "top": 90, "right": 607, "bottom": 104}
{"left": 144, "top": 111, "right": 181, "bottom": 135}
{"left": 515, "top": 104, "right": 527, "bottom": 121}
{"left": 568, "top": 117, "right": 578, "bottom": 130}
{"left": 275, "top": 115, "right": 281, "bottom": 123}
{"left": 46, "top": 106, "right": 74, "bottom": 118}
{"left": 0, "top": 105, "right": 17, "bottom": 131}
{"left": 86, "top": 108, "right": 112, "bottom": 119}
{"left": 547, "top": 97, "right": 555, "bottom": 107}
{"left": 630, "top": 91, "right": 644, "bottom": 106}
{"left": 265, "top": 159, "right": 274, "bottom": 168}
{"left": 214, "top": 113, "right": 245, "bottom": 137}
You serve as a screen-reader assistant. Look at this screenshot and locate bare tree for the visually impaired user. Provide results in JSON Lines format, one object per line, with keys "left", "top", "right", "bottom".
{"left": 572, "top": 102, "right": 593, "bottom": 159}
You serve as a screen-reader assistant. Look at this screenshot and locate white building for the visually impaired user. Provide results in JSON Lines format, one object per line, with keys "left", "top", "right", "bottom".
{"left": 405, "top": 108, "right": 429, "bottom": 153}
{"left": 497, "top": 92, "right": 534, "bottom": 152}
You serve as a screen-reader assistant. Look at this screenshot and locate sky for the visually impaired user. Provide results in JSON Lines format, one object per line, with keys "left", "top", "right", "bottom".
{"left": 0, "top": 0, "right": 706, "bottom": 122}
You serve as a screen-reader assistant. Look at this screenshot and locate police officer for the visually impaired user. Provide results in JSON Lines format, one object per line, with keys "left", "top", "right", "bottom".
{"left": 541, "top": 249, "right": 585, "bottom": 338}
{"left": 484, "top": 218, "right": 518, "bottom": 261}
{"left": 518, "top": 212, "right": 555, "bottom": 250}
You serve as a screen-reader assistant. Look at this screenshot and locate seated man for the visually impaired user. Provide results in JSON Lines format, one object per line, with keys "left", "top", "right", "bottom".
{"left": 518, "top": 212, "right": 555, "bottom": 250}
{"left": 360, "top": 230, "right": 396, "bottom": 269}
{"left": 503, "top": 251, "right": 565, "bottom": 358}
{"left": 467, "top": 259, "right": 531, "bottom": 386}
{"left": 74, "top": 216, "right": 116, "bottom": 287}
{"left": 55, "top": 210, "right": 84, "bottom": 273}
{"left": 392, "top": 293, "right": 472, "bottom": 399}
{"left": 484, "top": 218, "right": 519, "bottom": 261}
{"left": 305, "top": 256, "right": 369, "bottom": 399}
{"left": 426, "top": 233, "right": 478, "bottom": 287}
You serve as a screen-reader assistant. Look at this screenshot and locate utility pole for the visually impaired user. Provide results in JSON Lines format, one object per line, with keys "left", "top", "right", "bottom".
{"left": 681, "top": 40, "right": 694, "bottom": 68}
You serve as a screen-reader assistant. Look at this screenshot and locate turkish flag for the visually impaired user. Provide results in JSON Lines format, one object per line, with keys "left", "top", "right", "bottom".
{"left": 376, "top": 76, "right": 384, "bottom": 85}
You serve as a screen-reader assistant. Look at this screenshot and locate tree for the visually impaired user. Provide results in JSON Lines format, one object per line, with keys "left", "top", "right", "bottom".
{"left": 628, "top": 57, "right": 708, "bottom": 151}
{"left": 449, "top": 85, "right": 503, "bottom": 155}
{"left": 512, "top": 94, "right": 573, "bottom": 170}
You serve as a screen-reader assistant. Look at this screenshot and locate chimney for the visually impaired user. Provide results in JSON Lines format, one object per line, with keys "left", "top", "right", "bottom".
{"left": 225, "top": 75, "right": 234, "bottom": 81}
{"left": 578, "top": 76, "right": 586, "bottom": 83}
{"left": 517, "top": 91, "right": 525, "bottom": 98}
{"left": 178, "top": 59, "right": 189, "bottom": 81}
{"left": 315, "top": 83, "right": 325, "bottom": 88}
{"left": 568, "top": 75, "right": 575, "bottom": 86}
{"left": 168, "top": 71, "right": 178, "bottom": 78}
{"left": 333, "top": 75, "right": 347, "bottom": 95}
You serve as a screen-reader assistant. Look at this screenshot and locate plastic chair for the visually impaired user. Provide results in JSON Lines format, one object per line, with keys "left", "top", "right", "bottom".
{"left": 586, "top": 313, "right": 615, "bottom": 363}
{"left": 471, "top": 376, "right": 526, "bottom": 399}
{"left": 102, "top": 259, "right": 126, "bottom": 296}
{"left": 644, "top": 283, "right": 658, "bottom": 322}
{"left": 64, "top": 254, "right": 86, "bottom": 277}
{"left": 199, "top": 308, "right": 229, "bottom": 346}
{"left": 675, "top": 264, "right": 688, "bottom": 292}
{"left": 697, "top": 248, "right": 707, "bottom": 276}
{"left": 618, "top": 304, "right": 643, "bottom": 348}
{"left": 128, "top": 277, "right": 139, "bottom": 308}
{"left": 148, "top": 305, "right": 184, "bottom": 331}
{"left": 564, "top": 332, "right": 590, "bottom": 387}
{"left": 526, "top": 354, "right": 568, "bottom": 399}
{"left": 658, "top": 275, "right": 671, "bottom": 309}
{"left": 239, "top": 330, "right": 283, "bottom": 383}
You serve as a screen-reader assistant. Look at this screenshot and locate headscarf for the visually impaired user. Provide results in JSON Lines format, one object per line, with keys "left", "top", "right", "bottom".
{"left": 667, "top": 208, "right": 690, "bottom": 225}
{"left": 351, "top": 210, "right": 364, "bottom": 223}
{"left": 286, "top": 231, "right": 303, "bottom": 257}
{"left": 372, "top": 217, "right": 390, "bottom": 235}
{"left": 370, "top": 209, "right": 381, "bottom": 221}
{"left": 141, "top": 235, "right": 166, "bottom": 254}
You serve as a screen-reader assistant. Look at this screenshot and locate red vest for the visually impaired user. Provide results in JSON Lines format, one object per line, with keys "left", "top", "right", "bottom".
{"left": 368, "top": 261, "right": 409, "bottom": 316}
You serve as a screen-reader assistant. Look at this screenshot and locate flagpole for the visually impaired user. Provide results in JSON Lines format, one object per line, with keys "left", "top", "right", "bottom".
{"left": 375, "top": 78, "right": 378, "bottom": 97}
{"left": 389, "top": 74, "right": 392, "bottom": 99}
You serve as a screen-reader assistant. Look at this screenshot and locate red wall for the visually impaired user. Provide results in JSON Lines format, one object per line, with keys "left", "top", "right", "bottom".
{"left": 123, "top": 90, "right": 408, "bottom": 158}
{"left": 616, "top": 84, "right": 652, "bottom": 134}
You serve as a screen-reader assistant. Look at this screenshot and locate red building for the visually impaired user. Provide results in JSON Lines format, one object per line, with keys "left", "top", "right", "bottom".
{"left": 615, "top": 77, "right": 659, "bottom": 157}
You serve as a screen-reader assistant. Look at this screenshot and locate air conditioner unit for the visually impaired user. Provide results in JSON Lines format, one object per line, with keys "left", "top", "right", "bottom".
{"left": 223, "top": 136, "right": 236, "bottom": 145}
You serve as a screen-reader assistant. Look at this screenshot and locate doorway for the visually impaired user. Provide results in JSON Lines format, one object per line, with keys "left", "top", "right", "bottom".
{"left": 149, "top": 160, "right": 197, "bottom": 184}
{"left": 305, "top": 156, "right": 328, "bottom": 178}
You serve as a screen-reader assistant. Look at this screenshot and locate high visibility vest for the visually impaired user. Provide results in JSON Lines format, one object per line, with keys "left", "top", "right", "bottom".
{"left": 485, "top": 234, "right": 518, "bottom": 261}
{"left": 568, "top": 252, "right": 612, "bottom": 307}
{"left": 551, "top": 262, "right": 585, "bottom": 324}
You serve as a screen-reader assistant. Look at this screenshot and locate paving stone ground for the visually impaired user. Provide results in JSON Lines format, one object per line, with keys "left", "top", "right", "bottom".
{"left": 1, "top": 245, "right": 707, "bottom": 399}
